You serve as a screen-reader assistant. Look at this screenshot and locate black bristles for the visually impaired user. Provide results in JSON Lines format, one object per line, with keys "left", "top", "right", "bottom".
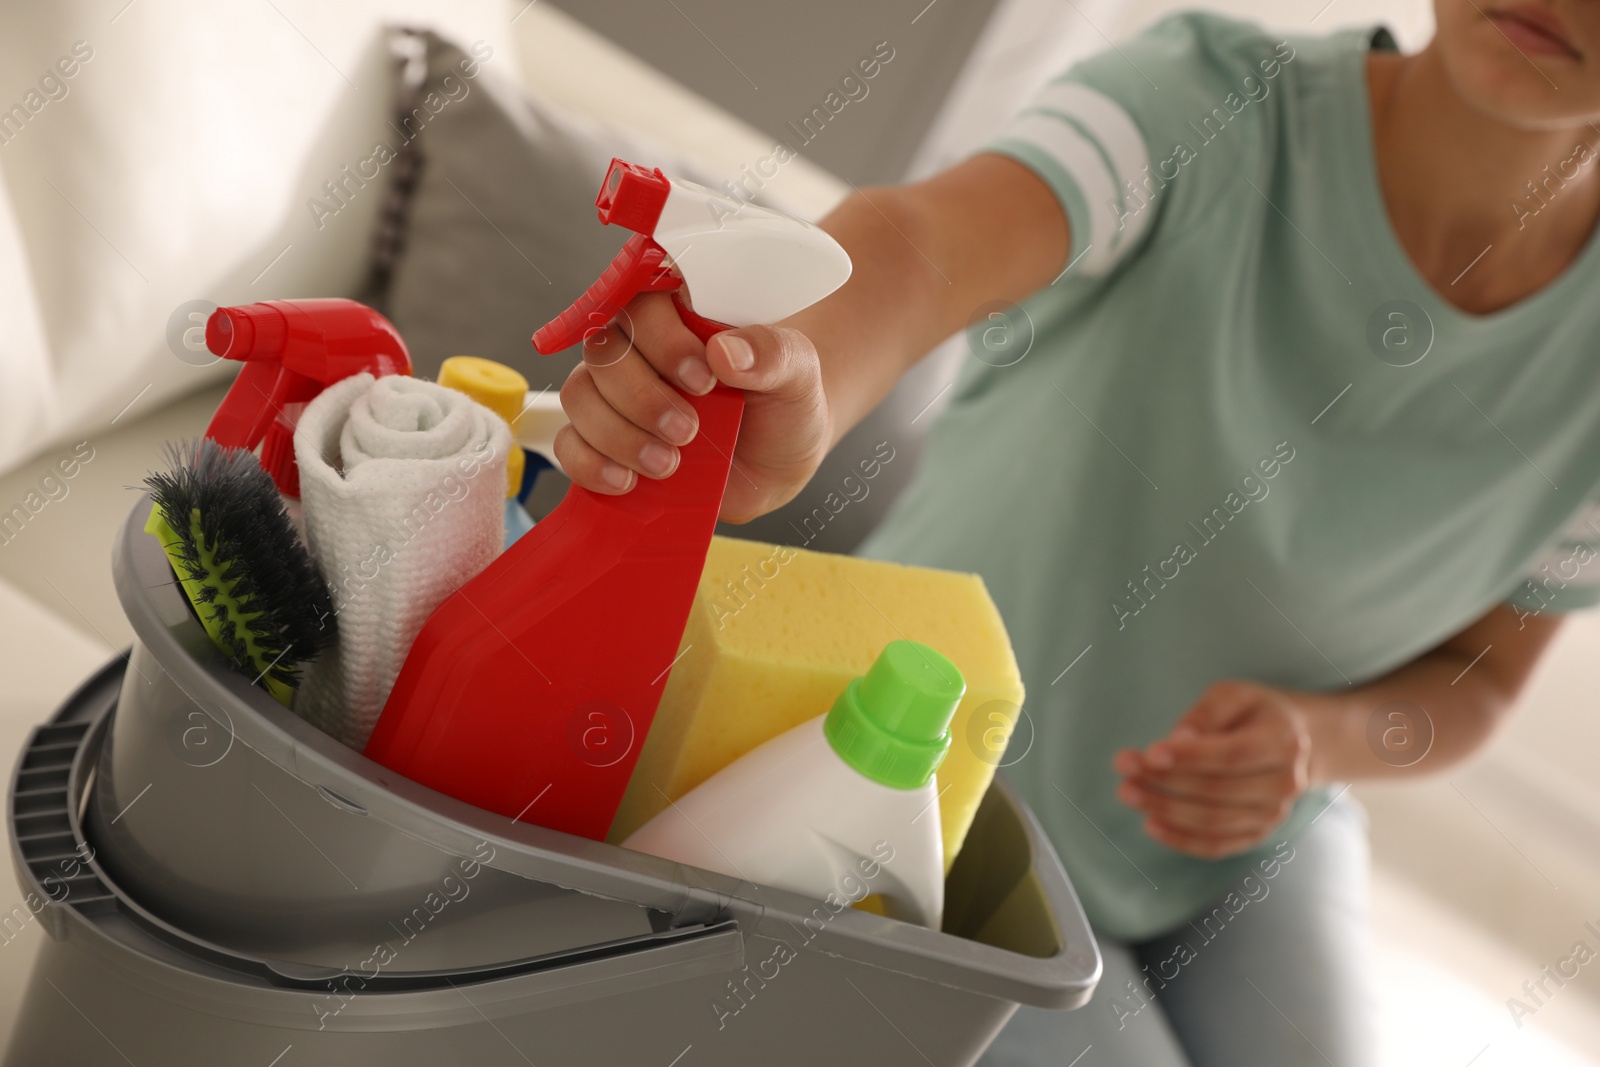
{"left": 144, "top": 439, "right": 335, "bottom": 694}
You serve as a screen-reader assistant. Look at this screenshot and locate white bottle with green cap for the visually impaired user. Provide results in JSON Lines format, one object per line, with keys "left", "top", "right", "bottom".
{"left": 622, "top": 640, "right": 966, "bottom": 929}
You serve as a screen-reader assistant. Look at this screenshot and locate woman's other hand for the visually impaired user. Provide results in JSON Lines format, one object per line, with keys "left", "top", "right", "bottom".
{"left": 1112, "top": 680, "right": 1313, "bottom": 860}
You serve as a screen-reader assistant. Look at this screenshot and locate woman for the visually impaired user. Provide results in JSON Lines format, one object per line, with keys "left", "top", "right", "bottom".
{"left": 556, "top": 4, "right": 1600, "bottom": 1064}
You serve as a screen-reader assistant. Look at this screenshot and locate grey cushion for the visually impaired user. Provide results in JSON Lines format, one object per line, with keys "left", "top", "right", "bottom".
{"left": 379, "top": 29, "right": 715, "bottom": 386}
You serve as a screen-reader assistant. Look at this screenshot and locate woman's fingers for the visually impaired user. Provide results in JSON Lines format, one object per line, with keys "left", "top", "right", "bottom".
{"left": 580, "top": 322, "right": 700, "bottom": 443}
{"left": 1151, "top": 729, "right": 1297, "bottom": 775}
{"left": 557, "top": 364, "right": 680, "bottom": 487}
{"left": 557, "top": 291, "right": 715, "bottom": 494}
{"left": 614, "top": 292, "right": 716, "bottom": 395}
{"left": 1139, "top": 681, "right": 1284, "bottom": 769}
{"left": 552, "top": 423, "right": 634, "bottom": 495}
{"left": 1125, "top": 767, "right": 1299, "bottom": 806}
{"left": 554, "top": 291, "right": 833, "bottom": 521}
{"left": 1118, "top": 778, "right": 1291, "bottom": 836}
{"left": 1173, "top": 680, "right": 1269, "bottom": 734}
{"left": 1132, "top": 731, "right": 1279, "bottom": 774}
{"left": 1116, "top": 679, "right": 1314, "bottom": 858}
{"left": 1140, "top": 702, "right": 1308, "bottom": 777}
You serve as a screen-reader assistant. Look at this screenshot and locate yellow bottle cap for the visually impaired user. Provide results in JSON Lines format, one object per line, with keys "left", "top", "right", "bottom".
{"left": 439, "top": 356, "right": 528, "bottom": 500}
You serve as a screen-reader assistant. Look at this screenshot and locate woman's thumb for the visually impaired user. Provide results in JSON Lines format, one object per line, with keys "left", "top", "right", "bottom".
{"left": 705, "top": 325, "right": 816, "bottom": 397}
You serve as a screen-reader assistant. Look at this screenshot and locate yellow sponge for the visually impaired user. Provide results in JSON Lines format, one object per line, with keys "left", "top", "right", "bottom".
{"left": 611, "top": 536, "right": 1026, "bottom": 870}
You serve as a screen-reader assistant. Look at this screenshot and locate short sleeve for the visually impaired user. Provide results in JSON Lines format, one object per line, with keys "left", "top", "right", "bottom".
{"left": 981, "top": 13, "right": 1296, "bottom": 277}
{"left": 1508, "top": 501, "right": 1600, "bottom": 615}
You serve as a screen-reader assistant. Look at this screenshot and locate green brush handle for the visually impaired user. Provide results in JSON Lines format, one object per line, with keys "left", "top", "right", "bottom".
{"left": 145, "top": 504, "right": 295, "bottom": 707}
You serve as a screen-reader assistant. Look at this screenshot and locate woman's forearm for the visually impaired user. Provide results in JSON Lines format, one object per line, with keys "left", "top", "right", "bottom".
{"left": 1300, "top": 650, "right": 1507, "bottom": 782}
{"left": 782, "top": 154, "right": 1071, "bottom": 448}
{"left": 784, "top": 188, "right": 953, "bottom": 449}
{"left": 1299, "top": 604, "right": 1564, "bottom": 782}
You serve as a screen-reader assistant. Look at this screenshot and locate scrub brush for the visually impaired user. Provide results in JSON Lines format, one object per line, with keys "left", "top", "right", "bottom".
{"left": 143, "top": 439, "right": 335, "bottom": 705}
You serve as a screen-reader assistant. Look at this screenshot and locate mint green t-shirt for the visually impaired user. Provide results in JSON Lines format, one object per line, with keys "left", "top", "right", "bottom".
{"left": 860, "top": 14, "right": 1600, "bottom": 941}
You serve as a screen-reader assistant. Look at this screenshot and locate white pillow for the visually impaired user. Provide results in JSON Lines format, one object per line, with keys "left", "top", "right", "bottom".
{"left": 0, "top": 165, "right": 52, "bottom": 459}
{"left": 0, "top": 1, "right": 516, "bottom": 476}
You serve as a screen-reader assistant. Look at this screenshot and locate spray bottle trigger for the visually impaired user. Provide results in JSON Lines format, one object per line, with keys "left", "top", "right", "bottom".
{"left": 531, "top": 233, "right": 684, "bottom": 355}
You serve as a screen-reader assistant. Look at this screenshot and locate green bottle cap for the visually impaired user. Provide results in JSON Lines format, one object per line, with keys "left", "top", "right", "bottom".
{"left": 823, "top": 640, "right": 966, "bottom": 790}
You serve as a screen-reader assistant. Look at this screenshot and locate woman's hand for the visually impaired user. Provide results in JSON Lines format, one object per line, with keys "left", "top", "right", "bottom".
{"left": 554, "top": 291, "right": 833, "bottom": 523}
{"left": 1112, "top": 680, "right": 1313, "bottom": 860}
{"left": 1111, "top": 604, "right": 1566, "bottom": 860}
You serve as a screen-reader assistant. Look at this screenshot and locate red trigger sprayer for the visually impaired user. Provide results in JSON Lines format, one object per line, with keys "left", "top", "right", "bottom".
{"left": 203, "top": 298, "right": 412, "bottom": 496}
{"left": 365, "top": 159, "right": 851, "bottom": 840}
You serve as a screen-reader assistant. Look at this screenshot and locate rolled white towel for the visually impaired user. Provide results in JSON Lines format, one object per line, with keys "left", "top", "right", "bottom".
{"left": 294, "top": 372, "right": 508, "bottom": 748}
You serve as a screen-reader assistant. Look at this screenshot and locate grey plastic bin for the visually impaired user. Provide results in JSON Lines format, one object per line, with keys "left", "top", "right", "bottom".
{"left": 3, "top": 499, "right": 1101, "bottom": 1066}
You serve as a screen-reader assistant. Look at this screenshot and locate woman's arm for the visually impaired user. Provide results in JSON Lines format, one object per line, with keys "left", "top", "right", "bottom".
{"left": 553, "top": 153, "right": 1068, "bottom": 521}
{"left": 1114, "top": 605, "right": 1566, "bottom": 858}
{"left": 791, "top": 152, "right": 1070, "bottom": 448}
{"left": 1299, "top": 604, "right": 1562, "bottom": 781}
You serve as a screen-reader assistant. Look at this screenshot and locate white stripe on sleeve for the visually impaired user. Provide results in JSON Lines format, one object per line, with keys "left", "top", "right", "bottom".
{"left": 1028, "top": 84, "right": 1154, "bottom": 257}
{"left": 997, "top": 112, "right": 1122, "bottom": 275}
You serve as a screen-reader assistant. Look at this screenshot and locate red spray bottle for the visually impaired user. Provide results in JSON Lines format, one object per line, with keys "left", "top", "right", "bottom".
{"left": 365, "top": 160, "right": 851, "bottom": 839}
{"left": 203, "top": 298, "right": 412, "bottom": 495}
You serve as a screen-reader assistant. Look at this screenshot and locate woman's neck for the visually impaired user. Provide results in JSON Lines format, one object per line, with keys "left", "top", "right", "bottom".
{"left": 1369, "top": 47, "right": 1600, "bottom": 314}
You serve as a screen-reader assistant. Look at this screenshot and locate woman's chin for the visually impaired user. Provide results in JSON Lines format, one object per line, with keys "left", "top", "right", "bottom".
{"left": 1443, "top": 35, "right": 1598, "bottom": 130}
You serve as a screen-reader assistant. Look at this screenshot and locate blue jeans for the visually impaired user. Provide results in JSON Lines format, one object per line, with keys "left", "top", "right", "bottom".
{"left": 980, "top": 797, "right": 1377, "bottom": 1067}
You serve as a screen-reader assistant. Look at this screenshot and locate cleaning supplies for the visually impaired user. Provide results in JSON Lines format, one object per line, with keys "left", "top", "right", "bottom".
{"left": 623, "top": 640, "right": 965, "bottom": 928}
{"left": 292, "top": 373, "right": 509, "bottom": 749}
{"left": 366, "top": 158, "right": 851, "bottom": 839}
{"left": 142, "top": 439, "right": 335, "bottom": 706}
{"left": 610, "top": 536, "right": 1026, "bottom": 872}
{"left": 393, "top": 379, "right": 1026, "bottom": 865}
{"left": 203, "top": 298, "right": 412, "bottom": 499}
{"left": 436, "top": 356, "right": 537, "bottom": 548}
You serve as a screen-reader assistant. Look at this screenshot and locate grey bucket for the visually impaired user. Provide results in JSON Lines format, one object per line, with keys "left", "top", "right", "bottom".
{"left": 3, "top": 498, "right": 1101, "bottom": 1066}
